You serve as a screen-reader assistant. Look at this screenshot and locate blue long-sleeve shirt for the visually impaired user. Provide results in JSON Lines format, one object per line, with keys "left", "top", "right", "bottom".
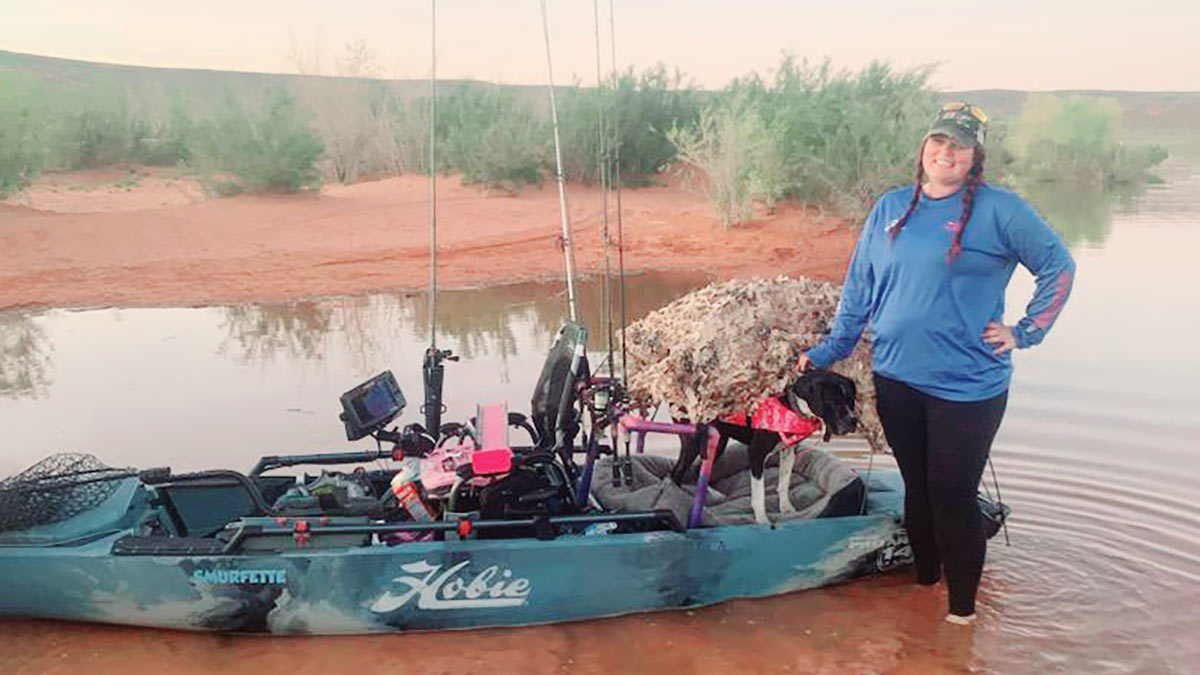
{"left": 807, "top": 184, "right": 1075, "bottom": 401}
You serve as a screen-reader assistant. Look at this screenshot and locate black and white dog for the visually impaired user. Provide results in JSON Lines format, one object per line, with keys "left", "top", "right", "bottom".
{"left": 670, "top": 370, "right": 859, "bottom": 525}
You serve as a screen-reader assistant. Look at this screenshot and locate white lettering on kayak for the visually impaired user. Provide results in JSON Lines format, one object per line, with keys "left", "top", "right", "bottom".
{"left": 370, "top": 560, "right": 531, "bottom": 612}
{"left": 190, "top": 569, "right": 287, "bottom": 585}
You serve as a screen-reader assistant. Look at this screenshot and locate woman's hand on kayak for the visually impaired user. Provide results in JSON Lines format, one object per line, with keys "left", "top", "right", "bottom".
{"left": 983, "top": 321, "right": 1017, "bottom": 355}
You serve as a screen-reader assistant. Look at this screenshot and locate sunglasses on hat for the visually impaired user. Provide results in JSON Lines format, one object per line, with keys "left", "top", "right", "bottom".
{"left": 941, "top": 101, "right": 990, "bottom": 125}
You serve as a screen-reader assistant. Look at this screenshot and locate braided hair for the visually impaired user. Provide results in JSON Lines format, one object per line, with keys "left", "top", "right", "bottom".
{"left": 888, "top": 140, "right": 987, "bottom": 264}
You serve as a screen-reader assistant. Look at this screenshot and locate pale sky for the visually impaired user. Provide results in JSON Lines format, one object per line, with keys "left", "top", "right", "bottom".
{"left": 1, "top": 0, "right": 1197, "bottom": 91}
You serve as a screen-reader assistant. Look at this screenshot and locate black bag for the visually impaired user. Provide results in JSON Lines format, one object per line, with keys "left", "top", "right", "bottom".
{"left": 478, "top": 458, "right": 574, "bottom": 521}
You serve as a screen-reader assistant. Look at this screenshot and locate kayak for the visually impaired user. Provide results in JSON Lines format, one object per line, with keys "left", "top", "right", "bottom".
{"left": 0, "top": 461, "right": 915, "bottom": 634}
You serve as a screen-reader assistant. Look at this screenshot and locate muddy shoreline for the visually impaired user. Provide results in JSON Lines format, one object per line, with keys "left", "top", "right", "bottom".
{"left": 0, "top": 171, "right": 857, "bottom": 311}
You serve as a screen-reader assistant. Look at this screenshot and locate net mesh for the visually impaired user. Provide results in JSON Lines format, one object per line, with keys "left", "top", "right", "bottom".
{"left": 0, "top": 453, "right": 135, "bottom": 532}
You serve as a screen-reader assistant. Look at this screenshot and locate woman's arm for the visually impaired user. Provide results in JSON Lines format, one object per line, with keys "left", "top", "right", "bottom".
{"left": 805, "top": 202, "right": 880, "bottom": 367}
{"left": 1002, "top": 200, "right": 1076, "bottom": 349}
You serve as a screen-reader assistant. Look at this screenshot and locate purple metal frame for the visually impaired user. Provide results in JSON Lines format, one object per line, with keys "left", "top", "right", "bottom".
{"left": 615, "top": 414, "right": 718, "bottom": 529}
{"left": 573, "top": 378, "right": 718, "bottom": 529}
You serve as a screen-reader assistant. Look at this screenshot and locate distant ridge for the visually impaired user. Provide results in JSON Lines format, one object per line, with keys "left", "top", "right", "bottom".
{"left": 3, "top": 48, "right": 1198, "bottom": 131}
{"left": 0, "top": 49, "right": 546, "bottom": 101}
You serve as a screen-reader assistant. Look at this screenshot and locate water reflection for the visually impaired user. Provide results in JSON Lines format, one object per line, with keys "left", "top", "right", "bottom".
{"left": 409, "top": 272, "right": 713, "bottom": 362}
{"left": 218, "top": 273, "right": 711, "bottom": 369}
{"left": 0, "top": 310, "right": 52, "bottom": 399}
{"left": 219, "top": 301, "right": 336, "bottom": 364}
{"left": 1019, "top": 181, "right": 1148, "bottom": 248}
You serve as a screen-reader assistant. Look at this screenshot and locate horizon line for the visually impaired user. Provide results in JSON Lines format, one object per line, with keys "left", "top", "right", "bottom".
{"left": 5, "top": 48, "right": 1199, "bottom": 96}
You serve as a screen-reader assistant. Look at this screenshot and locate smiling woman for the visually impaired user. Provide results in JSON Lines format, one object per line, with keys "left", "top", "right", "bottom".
{"left": 922, "top": 136, "right": 979, "bottom": 198}
{"left": 801, "top": 101, "right": 1076, "bottom": 625}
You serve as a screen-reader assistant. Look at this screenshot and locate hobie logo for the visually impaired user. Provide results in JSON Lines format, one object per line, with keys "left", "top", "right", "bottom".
{"left": 370, "top": 560, "right": 531, "bottom": 612}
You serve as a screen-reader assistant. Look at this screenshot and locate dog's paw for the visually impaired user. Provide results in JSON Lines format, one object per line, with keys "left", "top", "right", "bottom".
{"left": 779, "top": 499, "right": 797, "bottom": 515}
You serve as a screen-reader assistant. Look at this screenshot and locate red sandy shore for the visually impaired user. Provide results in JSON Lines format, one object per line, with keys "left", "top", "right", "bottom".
{"left": 0, "top": 168, "right": 857, "bottom": 311}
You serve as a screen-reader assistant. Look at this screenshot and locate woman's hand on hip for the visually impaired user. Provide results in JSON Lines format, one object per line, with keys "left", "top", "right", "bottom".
{"left": 982, "top": 322, "right": 1017, "bottom": 355}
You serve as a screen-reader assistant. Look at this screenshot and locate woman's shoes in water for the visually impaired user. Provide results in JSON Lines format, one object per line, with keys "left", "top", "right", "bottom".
{"left": 944, "top": 613, "right": 977, "bottom": 626}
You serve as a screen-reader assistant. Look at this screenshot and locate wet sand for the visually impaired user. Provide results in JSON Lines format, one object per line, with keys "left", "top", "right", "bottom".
{"left": 1, "top": 574, "right": 991, "bottom": 674}
{"left": 0, "top": 169, "right": 856, "bottom": 311}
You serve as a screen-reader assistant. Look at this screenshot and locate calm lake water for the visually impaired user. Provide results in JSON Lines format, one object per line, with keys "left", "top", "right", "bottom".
{"left": 1, "top": 155, "right": 1198, "bottom": 673}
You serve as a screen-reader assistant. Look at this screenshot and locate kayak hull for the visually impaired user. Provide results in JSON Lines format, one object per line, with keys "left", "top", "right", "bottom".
{"left": 0, "top": 472, "right": 912, "bottom": 634}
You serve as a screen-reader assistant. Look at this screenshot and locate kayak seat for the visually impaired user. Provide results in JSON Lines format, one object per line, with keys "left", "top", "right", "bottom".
{"left": 148, "top": 470, "right": 273, "bottom": 538}
{"left": 529, "top": 321, "right": 589, "bottom": 480}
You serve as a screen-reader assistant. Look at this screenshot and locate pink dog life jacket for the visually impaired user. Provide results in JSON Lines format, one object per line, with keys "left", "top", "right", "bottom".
{"left": 722, "top": 397, "right": 823, "bottom": 447}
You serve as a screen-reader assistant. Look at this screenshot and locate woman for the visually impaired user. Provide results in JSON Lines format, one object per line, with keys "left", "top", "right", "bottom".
{"left": 800, "top": 102, "right": 1075, "bottom": 625}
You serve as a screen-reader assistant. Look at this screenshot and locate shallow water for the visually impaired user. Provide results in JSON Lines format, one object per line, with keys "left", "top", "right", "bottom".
{"left": 2, "top": 162, "right": 1199, "bottom": 673}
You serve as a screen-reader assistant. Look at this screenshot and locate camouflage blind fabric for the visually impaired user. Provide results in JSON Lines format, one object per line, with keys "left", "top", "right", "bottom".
{"left": 622, "top": 276, "right": 885, "bottom": 452}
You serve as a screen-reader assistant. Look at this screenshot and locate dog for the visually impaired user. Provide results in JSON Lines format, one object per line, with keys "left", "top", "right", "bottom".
{"left": 670, "top": 370, "right": 859, "bottom": 526}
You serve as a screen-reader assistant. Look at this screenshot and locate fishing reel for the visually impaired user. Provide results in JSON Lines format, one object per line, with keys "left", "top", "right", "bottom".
{"left": 579, "top": 376, "right": 625, "bottom": 426}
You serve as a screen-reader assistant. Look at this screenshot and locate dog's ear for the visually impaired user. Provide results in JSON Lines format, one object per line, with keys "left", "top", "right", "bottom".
{"left": 811, "top": 384, "right": 839, "bottom": 439}
{"left": 792, "top": 371, "right": 816, "bottom": 396}
{"left": 839, "top": 377, "right": 857, "bottom": 407}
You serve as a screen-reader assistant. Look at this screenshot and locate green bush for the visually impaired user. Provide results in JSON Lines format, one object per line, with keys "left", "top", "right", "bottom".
{"left": 7, "top": 77, "right": 190, "bottom": 173}
{"left": 189, "top": 90, "right": 324, "bottom": 194}
{"left": 1008, "top": 94, "right": 1167, "bottom": 184}
{"left": 674, "top": 56, "right": 936, "bottom": 222}
{"left": 66, "top": 107, "right": 134, "bottom": 169}
{"left": 388, "top": 94, "right": 433, "bottom": 175}
{"left": 558, "top": 65, "right": 702, "bottom": 185}
{"left": 0, "top": 72, "right": 46, "bottom": 196}
{"left": 44, "top": 82, "right": 153, "bottom": 170}
{"left": 130, "top": 96, "right": 194, "bottom": 166}
{"left": 753, "top": 57, "right": 936, "bottom": 219}
{"left": 668, "top": 93, "right": 780, "bottom": 226}
{"left": 439, "top": 84, "right": 546, "bottom": 193}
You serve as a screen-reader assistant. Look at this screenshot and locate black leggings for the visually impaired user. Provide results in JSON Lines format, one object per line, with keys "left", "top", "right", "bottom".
{"left": 874, "top": 373, "right": 1007, "bottom": 616}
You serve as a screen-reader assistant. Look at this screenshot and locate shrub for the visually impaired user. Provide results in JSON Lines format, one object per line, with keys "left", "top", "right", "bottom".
{"left": 439, "top": 84, "right": 546, "bottom": 193}
{"left": 15, "top": 78, "right": 191, "bottom": 172}
{"left": 743, "top": 57, "right": 936, "bottom": 220}
{"left": 189, "top": 89, "right": 324, "bottom": 194}
{"left": 558, "top": 65, "right": 702, "bottom": 185}
{"left": 388, "top": 94, "right": 433, "bottom": 175}
{"left": 668, "top": 93, "right": 779, "bottom": 226}
{"left": 673, "top": 56, "right": 937, "bottom": 223}
{"left": 1008, "top": 94, "right": 1168, "bottom": 184}
{"left": 129, "top": 96, "right": 194, "bottom": 166}
{"left": 49, "top": 83, "right": 160, "bottom": 170}
{"left": 0, "top": 72, "right": 46, "bottom": 196}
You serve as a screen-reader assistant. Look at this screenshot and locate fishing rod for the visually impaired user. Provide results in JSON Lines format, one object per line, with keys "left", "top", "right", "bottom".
{"left": 422, "top": 0, "right": 455, "bottom": 438}
{"left": 538, "top": 0, "right": 580, "bottom": 323}
{"left": 592, "top": 0, "right": 623, "bottom": 488}
{"left": 593, "top": 0, "right": 614, "bottom": 381}
{"left": 609, "top": 0, "right": 629, "bottom": 388}
{"left": 608, "top": 0, "right": 634, "bottom": 486}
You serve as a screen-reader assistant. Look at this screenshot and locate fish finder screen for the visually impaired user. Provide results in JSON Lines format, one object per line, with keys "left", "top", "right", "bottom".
{"left": 354, "top": 383, "right": 398, "bottom": 422}
{"left": 340, "top": 370, "right": 405, "bottom": 440}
